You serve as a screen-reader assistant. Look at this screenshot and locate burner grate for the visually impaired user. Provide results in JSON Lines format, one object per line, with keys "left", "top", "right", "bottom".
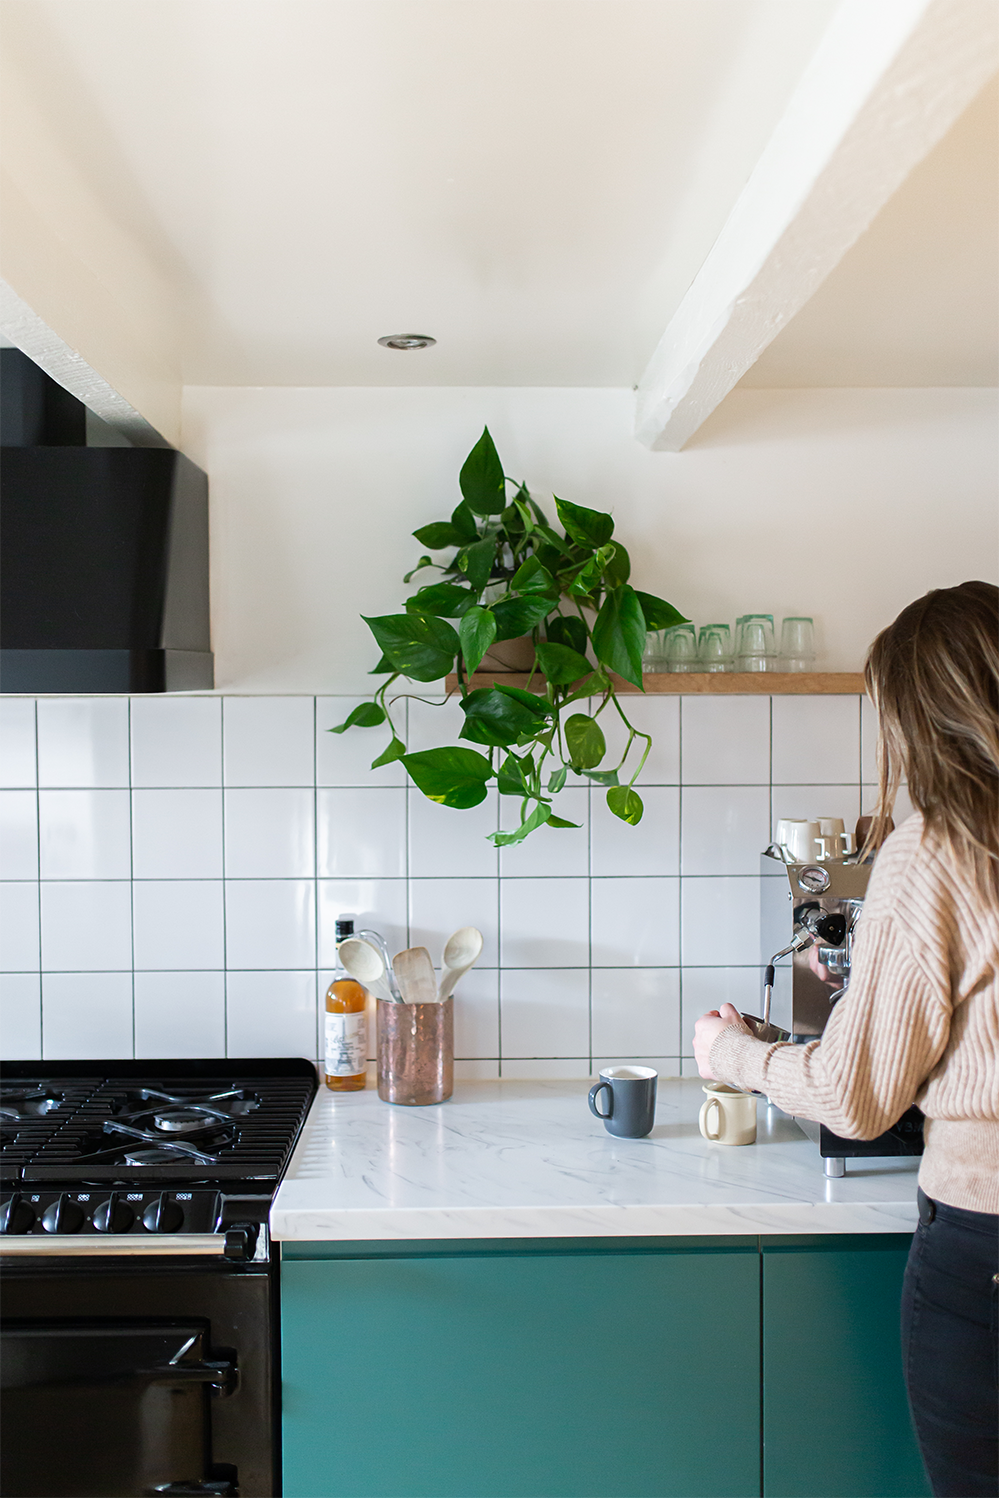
{"left": 1, "top": 1075, "right": 314, "bottom": 1185}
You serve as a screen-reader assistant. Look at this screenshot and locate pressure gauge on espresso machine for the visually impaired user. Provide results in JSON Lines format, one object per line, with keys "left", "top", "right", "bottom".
{"left": 796, "top": 864, "right": 831, "bottom": 893}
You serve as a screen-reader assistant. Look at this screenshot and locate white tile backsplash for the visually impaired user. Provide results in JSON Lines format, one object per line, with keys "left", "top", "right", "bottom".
{"left": 40, "top": 882, "right": 133, "bottom": 971}
{"left": 131, "top": 789, "right": 224, "bottom": 879}
{"left": 0, "top": 972, "right": 42, "bottom": 1058}
{"left": 225, "top": 970, "right": 319, "bottom": 1057}
{"left": 591, "top": 968, "right": 680, "bottom": 1057}
{"left": 0, "top": 790, "right": 40, "bottom": 879}
{"left": 681, "top": 696, "right": 770, "bottom": 784}
{"left": 0, "top": 882, "right": 40, "bottom": 971}
{"left": 41, "top": 972, "right": 134, "bottom": 1059}
{"left": 225, "top": 788, "right": 315, "bottom": 878}
{"left": 597, "top": 695, "right": 680, "bottom": 784}
{"left": 770, "top": 695, "right": 860, "bottom": 785}
{"left": 681, "top": 785, "right": 770, "bottom": 876}
{"left": 590, "top": 786, "right": 679, "bottom": 877}
{"left": 590, "top": 878, "right": 679, "bottom": 967}
{"left": 316, "top": 697, "right": 409, "bottom": 787}
{"left": 0, "top": 700, "right": 37, "bottom": 787}
{"left": 499, "top": 968, "right": 589, "bottom": 1058}
{"left": 499, "top": 879, "right": 588, "bottom": 967}
{"left": 408, "top": 789, "right": 498, "bottom": 878}
{"left": 39, "top": 790, "right": 132, "bottom": 880}
{"left": 37, "top": 699, "right": 130, "bottom": 787}
{"left": 222, "top": 697, "right": 315, "bottom": 786}
{"left": 681, "top": 878, "right": 759, "bottom": 966}
{"left": 2, "top": 690, "right": 866, "bottom": 1067}
{"left": 134, "top": 971, "right": 227, "bottom": 1056}
{"left": 225, "top": 880, "right": 316, "bottom": 969}
{"left": 410, "top": 879, "right": 499, "bottom": 969}
{"left": 133, "top": 881, "right": 225, "bottom": 970}
{"left": 130, "top": 697, "right": 222, "bottom": 787}
{"left": 318, "top": 787, "right": 407, "bottom": 878}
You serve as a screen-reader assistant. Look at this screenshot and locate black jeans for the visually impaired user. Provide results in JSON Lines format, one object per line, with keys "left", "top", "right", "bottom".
{"left": 901, "top": 1188, "right": 999, "bottom": 1497}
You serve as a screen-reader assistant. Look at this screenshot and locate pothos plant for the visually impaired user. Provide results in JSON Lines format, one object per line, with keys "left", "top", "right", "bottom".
{"left": 333, "top": 427, "right": 687, "bottom": 845}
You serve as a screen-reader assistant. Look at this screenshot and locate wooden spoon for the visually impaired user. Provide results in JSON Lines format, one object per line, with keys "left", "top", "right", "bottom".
{"left": 337, "top": 938, "right": 396, "bottom": 1003}
{"left": 392, "top": 946, "right": 438, "bottom": 1005}
{"left": 438, "top": 926, "right": 484, "bottom": 1001}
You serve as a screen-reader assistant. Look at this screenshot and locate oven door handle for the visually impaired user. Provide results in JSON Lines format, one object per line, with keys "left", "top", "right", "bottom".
{"left": 0, "top": 1232, "right": 230, "bottom": 1257}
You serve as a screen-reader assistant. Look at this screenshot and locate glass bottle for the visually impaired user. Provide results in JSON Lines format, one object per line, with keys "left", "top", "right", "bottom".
{"left": 324, "top": 915, "right": 368, "bottom": 1091}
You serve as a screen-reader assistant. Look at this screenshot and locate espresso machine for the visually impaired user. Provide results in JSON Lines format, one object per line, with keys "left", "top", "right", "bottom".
{"left": 757, "top": 843, "right": 924, "bottom": 1176}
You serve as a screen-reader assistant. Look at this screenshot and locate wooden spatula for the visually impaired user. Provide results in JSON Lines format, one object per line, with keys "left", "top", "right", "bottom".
{"left": 392, "top": 946, "right": 438, "bottom": 1004}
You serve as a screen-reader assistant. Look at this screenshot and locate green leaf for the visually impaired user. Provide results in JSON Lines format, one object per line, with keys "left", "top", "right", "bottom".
{"left": 405, "top": 582, "right": 475, "bottom": 618}
{"left": 493, "top": 683, "right": 554, "bottom": 715}
{"left": 459, "top": 427, "right": 506, "bottom": 516}
{"left": 401, "top": 746, "right": 493, "bottom": 808}
{"left": 412, "top": 522, "right": 464, "bottom": 549}
{"left": 564, "top": 713, "right": 606, "bottom": 769}
{"left": 606, "top": 785, "right": 644, "bottom": 825}
{"left": 491, "top": 594, "right": 553, "bottom": 642}
{"left": 489, "top": 801, "right": 552, "bottom": 847}
{"left": 363, "top": 613, "right": 459, "bottom": 682}
{"left": 554, "top": 496, "right": 614, "bottom": 548}
{"left": 511, "top": 556, "right": 557, "bottom": 597}
{"left": 458, "top": 605, "right": 497, "bottom": 675}
{"left": 566, "top": 547, "right": 615, "bottom": 598}
{"left": 533, "top": 640, "right": 591, "bottom": 686}
{"left": 604, "top": 542, "right": 631, "bottom": 586}
{"left": 546, "top": 614, "right": 589, "bottom": 656}
{"left": 369, "top": 653, "right": 396, "bottom": 674}
{"left": 403, "top": 556, "right": 435, "bottom": 584}
{"left": 547, "top": 766, "right": 567, "bottom": 794}
{"left": 497, "top": 751, "right": 533, "bottom": 796}
{"left": 458, "top": 536, "right": 495, "bottom": 593}
{"left": 562, "top": 671, "right": 608, "bottom": 705}
{"left": 329, "top": 702, "right": 386, "bottom": 734}
{"left": 634, "top": 590, "right": 689, "bottom": 632}
{"left": 450, "top": 501, "right": 480, "bottom": 543}
{"left": 581, "top": 768, "right": 619, "bottom": 786}
{"left": 547, "top": 813, "right": 582, "bottom": 829}
{"left": 370, "top": 736, "right": 406, "bottom": 769}
{"left": 591, "top": 584, "right": 646, "bottom": 688}
{"left": 459, "top": 686, "right": 550, "bottom": 748}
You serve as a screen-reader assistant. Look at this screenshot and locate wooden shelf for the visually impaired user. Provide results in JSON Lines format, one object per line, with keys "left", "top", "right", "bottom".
{"left": 444, "top": 671, "right": 864, "bottom": 696}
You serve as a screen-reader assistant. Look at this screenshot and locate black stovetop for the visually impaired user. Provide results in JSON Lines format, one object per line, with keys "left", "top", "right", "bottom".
{"left": 0, "top": 1058, "right": 317, "bottom": 1190}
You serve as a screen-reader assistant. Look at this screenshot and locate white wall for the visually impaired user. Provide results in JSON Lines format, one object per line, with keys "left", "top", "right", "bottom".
{"left": 181, "top": 385, "right": 998, "bottom": 691}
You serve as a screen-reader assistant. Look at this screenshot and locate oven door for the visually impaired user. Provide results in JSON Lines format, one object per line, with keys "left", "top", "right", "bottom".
{"left": 0, "top": 1261, "right": 276, "bottom": 1498}
{"left": 1, "top": 1321, "right": 234, "bottom": 1497}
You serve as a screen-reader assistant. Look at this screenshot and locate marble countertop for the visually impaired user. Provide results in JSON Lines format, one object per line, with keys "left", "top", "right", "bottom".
{"left": 270, "top": 1077, "right": 919, "bottom": 1241}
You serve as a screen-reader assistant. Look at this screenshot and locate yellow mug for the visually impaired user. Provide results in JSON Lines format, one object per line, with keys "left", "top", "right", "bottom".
{"left": 698, "top": 1083, "right": 757, "bottom": 1146}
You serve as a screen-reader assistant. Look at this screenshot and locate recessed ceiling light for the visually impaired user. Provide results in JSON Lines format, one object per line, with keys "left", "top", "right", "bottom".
{"left": 377, "top": 334, "right": 437, "bottom": 350}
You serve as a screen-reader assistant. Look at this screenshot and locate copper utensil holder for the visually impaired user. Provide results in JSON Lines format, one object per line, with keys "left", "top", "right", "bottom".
{"left": 377, "top": 998, "right": 453, "bottom": 1105}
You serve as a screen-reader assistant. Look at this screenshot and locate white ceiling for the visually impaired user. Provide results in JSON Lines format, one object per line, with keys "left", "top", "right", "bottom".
{"left": 1, "top": 0, "right": 995, "bottom": 390}
{"left": 741, "top": 72, "right": 998, "bottom": 388}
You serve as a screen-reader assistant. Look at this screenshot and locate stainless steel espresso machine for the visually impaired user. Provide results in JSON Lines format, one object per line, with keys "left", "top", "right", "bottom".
{"left": 757, "top": 844, "right": 924, "bottom": 1176}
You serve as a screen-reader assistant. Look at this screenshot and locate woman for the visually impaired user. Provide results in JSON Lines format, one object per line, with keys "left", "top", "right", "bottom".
{"left": 693, "top": 580, "right": 999, "bottom": 1498}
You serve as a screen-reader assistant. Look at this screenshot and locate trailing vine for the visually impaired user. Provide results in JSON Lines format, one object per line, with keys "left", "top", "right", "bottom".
{"left": 333, "top": 427, "right": 687, "bottom": 844}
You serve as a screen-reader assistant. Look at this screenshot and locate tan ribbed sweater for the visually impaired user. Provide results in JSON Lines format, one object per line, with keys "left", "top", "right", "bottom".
{"left": 710, "top": 812, "right": 999, "bottom": 1214}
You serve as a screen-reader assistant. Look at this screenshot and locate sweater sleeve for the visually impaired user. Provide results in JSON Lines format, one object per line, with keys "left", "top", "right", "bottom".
{"left": 708, "top": 917, "right": 952, "bottom": 1138}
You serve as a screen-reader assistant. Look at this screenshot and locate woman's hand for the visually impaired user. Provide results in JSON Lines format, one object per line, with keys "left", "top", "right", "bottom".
{"left": 692, "top": 1003, "right": 748, "bottom": 1079}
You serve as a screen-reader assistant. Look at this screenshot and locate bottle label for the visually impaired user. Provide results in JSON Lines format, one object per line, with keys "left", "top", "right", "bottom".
{"left": 325, "top": 1012, "right": 366, "bottom": 1076}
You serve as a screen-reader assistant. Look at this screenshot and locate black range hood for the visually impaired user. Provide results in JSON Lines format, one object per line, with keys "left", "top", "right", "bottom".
{"left": 1, "top": 350, "right": 213, "bottom": 693}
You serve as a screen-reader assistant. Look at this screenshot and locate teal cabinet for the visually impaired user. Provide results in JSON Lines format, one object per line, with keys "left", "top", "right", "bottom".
{"left": 281, "top": 1241, "right": 761, "bottom": 1498}
{"left": 762, "top": 1238, "right": 929, "bottom": 1498}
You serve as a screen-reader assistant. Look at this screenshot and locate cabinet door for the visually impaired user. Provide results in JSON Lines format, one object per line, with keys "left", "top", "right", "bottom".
{"left": 763, "top": 1239, "right": 929, "bottom": 1498}
{"left": 282, "top": 1247, "right": 760, "bottom": 1498}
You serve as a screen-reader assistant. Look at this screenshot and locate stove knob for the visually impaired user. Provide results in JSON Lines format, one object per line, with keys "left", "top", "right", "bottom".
{"left": 1, "top": 1194, "right": 35, "bottom": 1234}
{"left": 41, "top": 1194, "right": 85, "bottom": 1234}
{"left": 142, "top": 1194, "right": 184, "bottom": 1233}
{"left": 92, "top": 1194, "right": 134, "bottom": 1234}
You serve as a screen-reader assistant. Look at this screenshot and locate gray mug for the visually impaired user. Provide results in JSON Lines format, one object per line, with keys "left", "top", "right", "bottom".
{"left": 588, "top": 1066, "right": 658, "bottom": 1138}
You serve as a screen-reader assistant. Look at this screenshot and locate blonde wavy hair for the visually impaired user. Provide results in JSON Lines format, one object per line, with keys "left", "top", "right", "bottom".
{"left": 863, "top": 580, "right": 999, "bottom": 900}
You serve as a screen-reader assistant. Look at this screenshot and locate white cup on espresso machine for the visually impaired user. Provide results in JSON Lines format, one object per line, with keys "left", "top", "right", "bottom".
{"left": 816, "top": 817, "right": 855, "bottom": 859}
{"left": 776, "top": 819, "right": 821, "bottom": 863}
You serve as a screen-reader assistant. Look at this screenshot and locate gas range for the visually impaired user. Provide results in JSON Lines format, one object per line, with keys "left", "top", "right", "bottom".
{"left": 0, "top": 1058, "right": 317, "bottom": 1257}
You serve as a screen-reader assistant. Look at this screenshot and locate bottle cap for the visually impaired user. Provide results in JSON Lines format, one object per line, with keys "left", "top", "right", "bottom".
{"left": 335, "top": 914, "right": 356, "bottom": 941}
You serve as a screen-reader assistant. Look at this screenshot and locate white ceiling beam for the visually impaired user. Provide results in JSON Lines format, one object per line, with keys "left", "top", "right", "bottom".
{"left": 635, "top": 0, "right": 999, "bottom": 452}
